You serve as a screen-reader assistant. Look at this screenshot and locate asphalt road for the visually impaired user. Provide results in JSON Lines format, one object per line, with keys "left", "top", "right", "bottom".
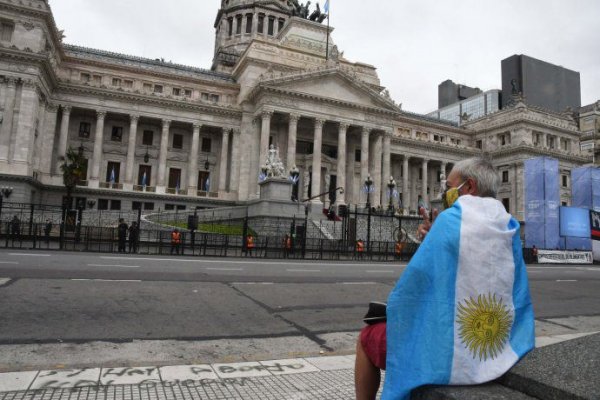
{"left": 0, "top": 250, "right": 599, "bottom": 346}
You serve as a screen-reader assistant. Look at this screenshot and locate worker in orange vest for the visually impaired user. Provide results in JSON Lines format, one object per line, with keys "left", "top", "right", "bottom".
{"left": 356, "top": 239, "right": 365, "bottom": 260}
{"left": 246, "top": 234, "right": 255, "bottom": 257}
{"left": 283, "top": 234, "right": 292, "bottom": 258}
{"left": 170, "top": 228, "right": 182, "bottom": 255}
{"left": 395, "top": 240, "right": 405, "bottom": 260}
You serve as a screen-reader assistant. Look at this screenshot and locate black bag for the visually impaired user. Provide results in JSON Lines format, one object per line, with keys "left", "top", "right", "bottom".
{"left": 363, "top": 301, "right": 387, "bottom": 325}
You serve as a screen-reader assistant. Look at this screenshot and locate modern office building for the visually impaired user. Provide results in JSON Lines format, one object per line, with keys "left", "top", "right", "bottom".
{"left": 437, "top": 80, "right": 482, "bottom": 109}
{"left": 0, "top": 0, "right": 592, "bottom": 220}
{"left": 427, "top": 89, "right": 502, "bottom": 125}
{"left": 501, "top": 54, "right": 581, "bottom": 113}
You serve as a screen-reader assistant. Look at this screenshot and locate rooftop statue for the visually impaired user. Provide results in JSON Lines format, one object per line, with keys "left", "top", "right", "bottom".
{"left": 288, "top": 1, "right": 327, "bottom": 23}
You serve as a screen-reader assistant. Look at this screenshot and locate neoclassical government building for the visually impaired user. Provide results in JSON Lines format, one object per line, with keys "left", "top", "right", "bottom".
{"left": 0, "top": 0, "right": 593, "bottom": 219}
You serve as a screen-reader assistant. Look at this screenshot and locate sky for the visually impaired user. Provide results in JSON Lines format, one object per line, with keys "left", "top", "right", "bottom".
{"left": 48, "top": 0, "right": 600, "bottom": 114}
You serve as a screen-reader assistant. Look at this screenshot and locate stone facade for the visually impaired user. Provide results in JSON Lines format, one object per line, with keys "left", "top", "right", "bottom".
{"left": 0, "top": 0, "right": 593, "bottom": 217}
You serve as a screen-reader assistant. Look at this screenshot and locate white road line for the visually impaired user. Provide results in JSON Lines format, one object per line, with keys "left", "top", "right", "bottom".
{"left": 0, "top": 261, "right": 18, "bottom": 264}
{"left": 101, "top": 256, "right": 402, "bottom": 268}
{"left": 556, "top": 280, "right": 578, "bottom": 282}
{"left": 8, "top": 253, "right": 50, "bottom": 257}
{"left": 206, "top": 267, "right": 243, "bottom": 271}
{"left": 71, "top": 279, "right": 142, "bottom": 282}
{"left": 340, "top": 282, "right": 377, "bottom": 285}
{"left": 366, "top": 270, "right": 395, "bottom": 274}
{"left": 287, "top": 269, "right": 321, "bottom": 272}
{"left": 87, "top": 264, "right": 140, "bottom": 268}
{"left": 233, "top": 282, "right": 274, "bottom": 285}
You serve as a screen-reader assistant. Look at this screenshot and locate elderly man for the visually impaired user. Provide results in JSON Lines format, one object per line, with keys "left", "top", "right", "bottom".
{"left": 355, "top": 157, "right": 535, "bottom": 400}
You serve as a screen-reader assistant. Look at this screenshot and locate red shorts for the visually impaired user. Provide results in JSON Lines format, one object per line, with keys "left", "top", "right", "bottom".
{"left": 360, "top": 322, "right": 387, "bottom": 370}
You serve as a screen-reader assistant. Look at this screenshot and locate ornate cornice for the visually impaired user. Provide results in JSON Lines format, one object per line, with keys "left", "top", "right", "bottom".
{"left": 391, "top": 136, "right": 479, "bottom": 158}
{"left": 488, "top": 144, "right": 590, "bottom": 163}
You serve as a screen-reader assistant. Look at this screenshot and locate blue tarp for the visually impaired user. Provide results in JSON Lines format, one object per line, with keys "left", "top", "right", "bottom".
{"left": 524, "top": 157, "right": 560, "bottom": 249}
{"left": 568, "top": 166, "right": 600, "bottom": 250}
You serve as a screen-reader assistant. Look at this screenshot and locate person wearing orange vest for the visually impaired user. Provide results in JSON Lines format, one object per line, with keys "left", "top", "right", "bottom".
{"left": 395, "top": 240, "right": 404, "bottom": 260}
{"left": 283, "top": 234, "right": 292, "bottom": 258}
{"left": 356, "top": 239, "right": 365, "bottom": 260}
{"left": 246, "top": 234, "right": 255, "bottom": 257}
{"left": 170, "top": 228, "right": 182, "bottom": 255}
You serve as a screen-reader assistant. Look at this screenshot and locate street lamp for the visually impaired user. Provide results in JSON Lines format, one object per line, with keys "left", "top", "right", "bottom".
{"left": 0, "top": 186, "right": 13, "bottom": 222}
{"left": 289, "top": 165, "right": 300, "bottom": 201}
{"left": 87, "top": 199, "right": 96, "bottom": 209}
{"left": 387, "top": 176, "right": 396, "bottom": 213}
{"left": 364, "top": 175, "right": 374, "bottom": 210}
{"left": 143, "top": 145, "right": 150, "bottom": 163}
{"left": 204, "top": 157, "right": 210, "bottom": 171}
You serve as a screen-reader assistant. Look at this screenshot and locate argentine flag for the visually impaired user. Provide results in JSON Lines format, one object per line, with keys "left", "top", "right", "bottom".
{"left": 323, "top": 0, "right": 329, "bottom": 15}
{"left": 382, "top": 195, "right": 535, "bottom": 399}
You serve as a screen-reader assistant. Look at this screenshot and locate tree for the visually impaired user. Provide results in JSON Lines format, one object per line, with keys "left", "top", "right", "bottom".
{"left": 59, "top": 146, "right": 86, "bottom": 208}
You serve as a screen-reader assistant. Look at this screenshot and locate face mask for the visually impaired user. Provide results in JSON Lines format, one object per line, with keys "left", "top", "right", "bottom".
{"left": 442, "top": 181, "right": 466, "bottom": 209}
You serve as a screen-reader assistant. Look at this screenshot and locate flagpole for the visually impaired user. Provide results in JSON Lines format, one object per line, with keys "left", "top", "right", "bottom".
{"left": 325, "top": 6, "right": 330, "bottom": 60}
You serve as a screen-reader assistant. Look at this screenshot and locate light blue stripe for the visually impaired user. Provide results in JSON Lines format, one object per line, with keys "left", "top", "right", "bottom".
{"left": 382, "top": 203, "right": 462, "bottom": 400}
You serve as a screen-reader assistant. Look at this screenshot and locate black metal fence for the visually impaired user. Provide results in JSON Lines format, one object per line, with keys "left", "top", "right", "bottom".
{"left": 0, "top": 202, "right": 423, "bottom": 261}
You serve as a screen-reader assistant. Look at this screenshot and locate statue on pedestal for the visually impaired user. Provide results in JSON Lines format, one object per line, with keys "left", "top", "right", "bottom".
{"left": 261, "top": 145, "right": 286, "bottom": 179}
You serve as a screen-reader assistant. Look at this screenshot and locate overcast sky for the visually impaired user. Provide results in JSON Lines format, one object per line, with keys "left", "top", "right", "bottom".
{"left": 48, "top": 0, "right": 600, "bottom": 114}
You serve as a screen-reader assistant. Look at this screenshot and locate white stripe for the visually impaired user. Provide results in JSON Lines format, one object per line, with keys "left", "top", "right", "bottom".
{"left": 206, "top": 267, "right": 243, "bottom": 271}
{"left": 556, "top": 280, "right": 577, "bottom": 282}
{"left": 366, "top": 270, "right": 395, "bottom": 274}
{"left": 450, "top": 196, "right": 518, "bottom": 384}
{"left": 0, "top": 261, "right": 18, "bottom": 264}
{"left": 8, "top": 253, "right": 50, "bottom": 257}
{"left": 71, "top": 279, "right": 141, "bottom": 282}
{"left": 287, "top": 269, "right": 320, "bottom": 272}
{"left": 340, "top": 282, "right": 376, "bottom": 285}
{"left": 87, "top": 264, "right": 140, "bottom": 268}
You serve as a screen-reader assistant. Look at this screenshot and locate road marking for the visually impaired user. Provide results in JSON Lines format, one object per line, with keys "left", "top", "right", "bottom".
{"left": 287, "top": 269, "right": 321, "bottom": 272}
{"left": 8, "top": 253, "right": 50, "bottom": 257}
{"left": 233, "top": 282, "right": 274, "bottom": 285}
{"left": 87, "top": 264, "right": 140, "bottom": 268}
{"left": 0, "top": 261, "right": 18, "bottom": 264}
{"left": 556, "top": 280, "right": 578, "bottom": 282}
{"left": 0, "top": 278, "right": 11, "bottom": 285}
{"left": 206, "top": 267, "right": 243, "bottom": 271}
{"left": 340, "top": 282, "right": 377, "bottom": 285}
{"left": 366, "top": 270, "right": 395, "bottom": 274}
{"left": 71, "top": 279, "right": 142, "bottom": 282}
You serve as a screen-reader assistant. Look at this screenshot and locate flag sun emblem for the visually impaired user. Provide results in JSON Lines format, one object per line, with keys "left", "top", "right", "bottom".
{"left": 457, "top": 293, "right": 513, "bottom": 361}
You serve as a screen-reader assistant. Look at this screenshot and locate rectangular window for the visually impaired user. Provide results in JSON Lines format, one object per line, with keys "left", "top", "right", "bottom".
{"left": 476, "top": 140, "right": 482, "bottom": 149}
{"left": 177, "top": 205, "right": 186, "bottom": 211}
{"left": 184, "top": 89, "right": 192, "bottom": 97}
{"left": 201, "top": 92, "right": 209, "bottom": 101}
{"left": 228, "top": 17, "right": 233, "bottom": 36}
{"left": 143, "top": 83, "right": 152, "bottom": 92}
{"left": 198, "top": 171, "right": 210, "bottom": 191}
{"left": 502, "top": 198, "right": 510, "bottom": 213}
{"left": 236, "top": 15, "right": 242, "bottom": 34}
{"left": 80, "top": 73, "right": 91, "bottom": 83}
{"left": 112, "top": 78, "right": 121, "bottom": 87}
{"left": 502, "top": 170, "right": 509, "bottom": 183}
{"left": 165, "top": 204, "right": 175, "bottom": 211}
{"left": 419, "top": 168, "right": 423, "bottom": 180}
{"left": 201, "top": 138, "right": 212, "bottom": 153}
{"left": 123, "top": 80, "right": 133, "bottom": 88}
{"left": 168, "top": 168, "right": 182, "bottom": 189}
{"left": 562, "top": 175, "right": 568, "bottom": 187}
{"left": 98, "top": 199, "right": 109, "bottom": 210}
{"left": 132, "top": 201, "right": 142, "bottom": 211}
{"left": 110, "top": 200, "right": 121, "bottom": 210}
{"left": 209, "top": 94, "right": 219, "bottom": 102}
{"left": 1, "top": 22, "right": 14, "bottom": 42}
{"left": 154, "top": 85, "right": 163, "bottom": 94}
{"left": 245, "top": 14, "right": 253, "bottom": 34}
{"left": 93, "top": 75, "right": 102, "bottom": 85}
{"left": 144, "top": 202, "right": 154, "bottom": 210}
{"left": 79, "top": 122, "right": 91, "bottom": 138}
{"left": 111, "top": 126, "right": 123, "bottom": 142}
{"left": 257, "top": 14, "right": 264, "bottom": 33}
{"left": 267, "top": 16, "right": 275, "bottom": 35}
{"left": 278, "top": 18, "right": 285, "bottom": 32}
{"left": 138, "top": 165, "right": 151, "bottom": 186}
{"left": 172, "top": 88, "right": 181, "bottom": 96}
{"left": 173, "top": 133, "right": 183, "bottom": 149}
{"left": 355, "top": 149, "right": 361, "bottom": 162}
{"left": 142, "top": 130, "right": 154, "bottom": 146}
{"left": 106, "top": 162, "right": 121, "bottom": 183}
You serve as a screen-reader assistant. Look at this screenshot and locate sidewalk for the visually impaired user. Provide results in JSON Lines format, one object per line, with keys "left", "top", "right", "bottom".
{"left": 1, "top": 330, "right": 598, "bottom": 400}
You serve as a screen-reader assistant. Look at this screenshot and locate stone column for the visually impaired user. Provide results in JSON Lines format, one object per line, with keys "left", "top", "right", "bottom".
{"left": 124, "top": 115, "right": 139, "bottom": 190}
{"left": 89, "top": 111, "right": 106, "bottom": 188}
{"left": 0, "top": 78, "right": 17, "bottom": 161}
{"left": 345, "top": 136, "right": 355, "bottom": 205}
{"left": 422, "top": 159, "right": 429, "bottom": 206}
{"left": 40, "top": 103, "right": 59, "bottom": 176}
{"left": 188, "top": 123, "right": 201, "bottom": 194}
{"left": 360, "top": 127, "right": 369, "bottom": 185}
{"left": 55, "top": 105, "right": 72, "bottom": 174}
{"left": 229, "top": 128, "right": 241, "bottom": 195}
{"left": 259, "top": 111, "right": 272, "bottom": 168}
{"left": 372, "top": 133, "right": 383, "bottom": 206}
{"left": 311, "top": 118, "right": 324, "bottom": 206}
{"left": 219, "top": 129, "right": 230, "bottom": 192}
{"left": 286, "top": 114, "right": 299, "bottom": 169}
{"left": 156, "top": 119, "right": 171, "bottom": 193}
{"left": 11, "top": 80, "right": 39, "bottom": 167}
{"left": 410, "top": 163, "right": 417, "bottom": 211}
{"left": 335, "top": 122, "right": 348, "bottom": 205}
{"left": 402, "top": 156, "right": 410, "bottom": 211}
{"left": 382, "top": 131, "right": 391, "bottom": 200}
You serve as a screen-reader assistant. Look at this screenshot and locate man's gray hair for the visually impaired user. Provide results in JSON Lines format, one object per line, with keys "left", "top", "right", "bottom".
{"left": 452, "top": 157, "right": 499, "bottom": 198}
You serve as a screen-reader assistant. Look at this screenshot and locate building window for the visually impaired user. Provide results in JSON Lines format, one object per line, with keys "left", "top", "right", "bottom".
{"left": 132, "top": 201, "right": 142, "bottom": 210}
{"left": 245, "top": 14, "right": 253, "bottom": 34}
{"left": 123, "top": 80, "right": 133, "bottom": 88}
{"left": 80, "top": 73, "right": 91, "bottom": 83}
{"left": 236, "top": 15, "right": 242, "bottom": 34}
{"left": 201, "top": 138, "right": 212, "bottom": 153}
{"left": 257, "top": 14, "right": 264, "bottom": 33}
{"left": 144, "top": 202, "right": 154, "bottom": 210}
{"left": 93, "top": 75, "right": 102, "bottom": 85}
{"left": 227, "top": 17, "right": 233, "bottom": 36}
{"left": 177, "top": 205, "right": 186, "bottom": 211}
{"left": 419, "top": 168, "right": 423, "bottom": 180}
{"left": 172, "top": 88, "right": 181, "bottom": 96}
{"left": 79, "top": 122, "right": 91, "bottom": 138}
{"left": 106, "top": 162, "right": 121, "bottom": 183}
{"left": 547, "top": 136, "right": 555, "bottom": 149}
{"left": 278, "top": 18, "right": 285, "bottom": 32}
{"left": 267, "top": 16, "right": 275, "bottom": 35}
{"left": 110, "top": 200, "right": 121, "bottom": 210}
{"left": 111, "top": 126, "right": 123, "bottom": 142}
{"left": 502, "top": 171, "right": 509, "bottom": 183}
{"left": 1, "top": 21, "right": 14, "bottom": 42}
{"left": 138, "top": 165, "right": 151, "bottom": 186}
{"left": 355, "top": 149, "right": 361, "bottom": 162}
{"left": 112, "top": 78, "right": 121, "bottom": 87}
{"left": 173, "top": 134, "right": 183, "bottom": 149}
{"left": 168, "top": 168, "right": 182, "bottom": 189}
{"left": 201, "top": 92, "right": 209, "bottom": 101}
{"left": 198, "top": 171, "right": 210, "bottom": 191}
{"left": 165, "top": 204, "right": 175, "bottom": 211}
{"left": 502, "top": 198, "right": 510, "bottom": 213}
{"left": 98, "top": 199, "right": 109, "bottom": 210}
{"left": 142, "top": 130, "right": 154, "bottom": 146}
{"left": 562, "top": 175, "right": 568, "bottom": 187}
{"left": 153, "top": 85, "right": 163, "bottom": 94}
{"left": 143, "top": 83, "right": 152, "bottom": 92}
{"left": 476, "top": 140, "right": 482, "bottom": 149}
{"left": 184, "top": 89, "right": 192, "bottom": 98}
{"left": 209, "top": 94, "right": 219, "bottom": 102}
{"left": 561, "top": 138, "right": 568, "bottom": 151}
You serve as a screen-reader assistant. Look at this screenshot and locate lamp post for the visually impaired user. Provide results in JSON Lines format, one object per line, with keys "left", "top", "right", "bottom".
{"left": 86, "top": 199, "right": 96, "bottom": 209}
{"left": 0, "top": 186, "right": 13, "bottom": 224}
{"left": 387, "top": 176, "right": 396, "bottom": 213}
{"left": 289, "top": 165, "right": 300, "bottom": 201}
{"left": 364, "top": 175, "right": 374, "bottom": 210}
{"left": 143, "top": 145, "right": 150, "bottom": 163}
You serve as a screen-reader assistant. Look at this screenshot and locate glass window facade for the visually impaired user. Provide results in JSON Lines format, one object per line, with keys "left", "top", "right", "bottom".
{"left": 428, "top": 89, "right": 501, "bottom": 125}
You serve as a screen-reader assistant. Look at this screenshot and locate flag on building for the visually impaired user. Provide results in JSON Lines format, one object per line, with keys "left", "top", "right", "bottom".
{"left": 175, "top": 178, "right": 180, "bottom": 195}
{"left": 204, "top": 177, "right": 210, "bottom": 192}
{"left": 382, "top": 196, "right": 535, "bottom": 400}
{"left": 141, "top": 172, "right": 147, "bottom": 189}
{"left": 323, "top": 0, "right": 329, "bottom": 15}
{"left": 109, "top": 167, "right": 116, "bottom": 185}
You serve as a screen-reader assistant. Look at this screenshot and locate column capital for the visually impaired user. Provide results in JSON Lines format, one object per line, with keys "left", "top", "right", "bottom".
{"left": 261, "top": 110, "right": 273, "bottom": 119}
{"left": 384, "top": 129, "right": 394, "bottom": 138}
{"left": 222, "top": 128, "right": 232, "bottom": 137}
{"left": 46, "top": 103, "right": 59, "bottom": 113}
{"left": 338, "top": 122, "right": 350, "bottom": 131}
{"left": 289, "top": 113, "right": 300, "bottom": 123}
{"left": 5, "top": 77, "right": 17, "bottom": 87}
{"left": 193, "top": 123, "right": 202, "bottom": 130}
{"left": 422, "top": 158, "right": 429, "bottom": 165}
{"left": 232, "top": 128, "right": 241, "bottom": 136}
{"left": 62, "top": 105, "right": 72, "bottom": 114}
{"left": 162, "top": 119, "right": 171, "bottom": 127}
{"left": 315, "top": 118, "right": 325, "bottom": 128}
{"left": 96, "top": 110, "right": 106, "bottom": 119}
{"left": 130, "top": 114, "right": 140, "bottom": 123}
